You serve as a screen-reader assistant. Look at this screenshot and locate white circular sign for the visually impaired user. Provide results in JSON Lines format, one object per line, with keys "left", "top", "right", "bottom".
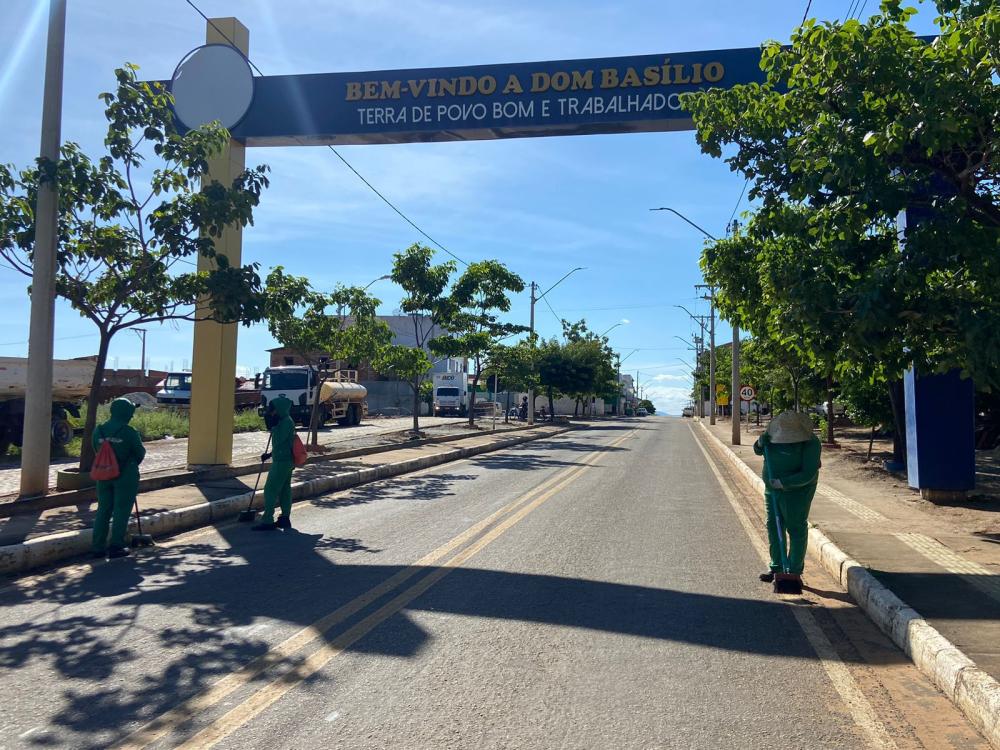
{"left": 170, "top": 44, "right": 254, "bottom": 130}
{"left": 739, "top": 385, "right": 756, "bottom": 402}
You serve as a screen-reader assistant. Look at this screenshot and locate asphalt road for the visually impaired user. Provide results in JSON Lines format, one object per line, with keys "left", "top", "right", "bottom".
{"left": 0, "top": 418, "right": 986, "bottom": 749}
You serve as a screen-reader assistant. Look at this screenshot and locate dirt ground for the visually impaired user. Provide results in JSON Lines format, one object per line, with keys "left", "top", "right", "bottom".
{"left": 732, "top": 416, "right": 1000, "bottom": 539}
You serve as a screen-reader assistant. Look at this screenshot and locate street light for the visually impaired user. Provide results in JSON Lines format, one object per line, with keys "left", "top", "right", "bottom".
{"left": 649, "top": 207, "right": 718, "bottom": 241}
{"left": 651, "top": 205, "right": 732, "bottom": 437}
{"left": 599, "top": 319, "right": 627, "bottom": 338}
{"left": 363, "top": 274, "right": 391, "bottom": 291}
{"left": 528, "top": 266, "right": 585, "bottom": 424}
{"left": 613, "top": 348, "right": 639, "bottom": 417}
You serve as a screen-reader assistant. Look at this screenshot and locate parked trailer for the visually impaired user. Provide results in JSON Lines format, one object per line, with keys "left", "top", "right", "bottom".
{"left": 0, "top": 357, "right": 95, "bottom": 454}
{"left": 259, "top": 367, "right": 367, "bottom": 427}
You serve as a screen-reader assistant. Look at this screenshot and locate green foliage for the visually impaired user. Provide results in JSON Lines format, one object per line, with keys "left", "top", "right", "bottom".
{"left": 639, "top": 399, "right": 656, "bottom": 415}
{"left": 839, "top": 371, "right": 895, "bottom": 430}
{"left": 262, "top": 266, "right": 391, "bottom": 443}
{"left": 431, "top": 259, "right": 527, "bottom": 424}
{"left": 0, "top": 64, "right": 271, "bottom": 470}
{"left": 682, "top": 2, "right": 1000, "bottom": 389}
{"left": 384, "top": 243, "right": 459, "bottom": 431}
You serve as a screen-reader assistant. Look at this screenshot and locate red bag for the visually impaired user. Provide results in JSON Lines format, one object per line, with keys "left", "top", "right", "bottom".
{"left": 291, "top": 432, "right": 308, "bottom": 467}
{"left": 90, "top": 428, "right": 121, "bottom": 481}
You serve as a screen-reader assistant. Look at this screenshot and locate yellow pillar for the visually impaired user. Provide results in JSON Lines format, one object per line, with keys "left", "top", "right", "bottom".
{"left": 187, "top": 17, "right": 249, "bottom": 467}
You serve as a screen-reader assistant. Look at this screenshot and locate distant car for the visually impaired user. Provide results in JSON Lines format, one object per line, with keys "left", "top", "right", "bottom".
{"left": 681, "top": 406, "right": 695, "bottom": 418}
{"left": 636, "top": 408, "right": 648, "bottom": 417}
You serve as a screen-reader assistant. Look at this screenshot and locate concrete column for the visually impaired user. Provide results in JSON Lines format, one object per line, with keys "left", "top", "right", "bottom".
{"left": 187, "top": 17, "right": 248, "bottom": 467}
{"left": 20, "top": 0, "right": 66, "bottom": 497}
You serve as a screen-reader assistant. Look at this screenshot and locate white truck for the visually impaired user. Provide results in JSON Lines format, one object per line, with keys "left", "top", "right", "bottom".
{"left": 259, "top": 366, "right": 367, "bottom": 427}
{"left": 156, "top": 371, "right": 192, "bottom": 406}
{"left": 432, "top": 372, "right": 468, "bottom": 417}
{"left": 0, "top": 356, "right": 95, "bottom": 454}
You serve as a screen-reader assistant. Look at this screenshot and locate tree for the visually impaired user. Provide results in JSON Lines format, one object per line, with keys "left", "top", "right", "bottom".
{"left": 0, "top": 65, "right": 270, "bottom": 470}
{"left": 431, "top": 260, "right": 526, "bottom": 426}
{"left": 262, "top": 267, "right": 391, "bottom": 447}
{"left": 483, "top": 338, "right": 538, "bottom": 422}
{"left": 639, "top": 399, "right": 657, "bottom": 415}
{"left": 682, "top": 1, "right": 1000, "bottom": 389}
{"left": 387, "top": 243, "right": 455, "bottom": 432}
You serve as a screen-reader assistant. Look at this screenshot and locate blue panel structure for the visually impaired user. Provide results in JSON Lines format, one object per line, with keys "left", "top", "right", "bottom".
{"left": 222, "top": 47, "right": 768, "bottom": 147}
{"left": 905, "top": 369, "right": 975, "bottom": 492}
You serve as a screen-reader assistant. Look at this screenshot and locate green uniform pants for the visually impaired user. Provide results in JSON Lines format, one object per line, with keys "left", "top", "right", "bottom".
{"left": 261, "top": 461, "right": 294, "bottom": 523}
{"left": 764, "top": 485, "right": 816, "bottom": 575}
{"left": 92, "top": 465, "right": 139, "bottom": 551}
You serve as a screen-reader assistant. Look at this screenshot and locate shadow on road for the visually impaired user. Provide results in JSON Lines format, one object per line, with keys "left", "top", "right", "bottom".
{"left": 0, "top": 517, "right": 924, "bottom": 748}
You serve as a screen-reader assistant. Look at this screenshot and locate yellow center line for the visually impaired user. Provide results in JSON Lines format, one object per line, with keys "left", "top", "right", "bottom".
{"left": 115, "top": 429, "right": 633, "bottom": 750}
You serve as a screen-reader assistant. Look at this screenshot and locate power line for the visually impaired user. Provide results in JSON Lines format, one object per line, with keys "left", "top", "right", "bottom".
{"left": 181, "top": 0, "right": 467, "bottom": 266}
{"left": 0, "top": 332, "right": 97, "bottom": 347}
{"left": 728, "top": 176, "right": 750, "bottom": 227}
{"left": 542, "top": 296, "right": 562, "bottom": 326}
{"left": 801, "top": 0, "right": 813, "bottom": 25}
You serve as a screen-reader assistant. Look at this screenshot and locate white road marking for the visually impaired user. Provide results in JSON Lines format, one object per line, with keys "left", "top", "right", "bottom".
{"left": 894, "top": 532, "right": 1000, "bottom": 603}
{"left": 690, "top": 424, "right": 898, "bottom": 750}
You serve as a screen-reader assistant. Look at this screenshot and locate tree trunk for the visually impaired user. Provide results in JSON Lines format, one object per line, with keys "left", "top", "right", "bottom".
{"left": 574, "top": 398, "right": 580, "bottom": 417}
{"left": 548, "top": 387, "right": 555, "bottom": 422}
{"left": 867, "top": 425, "right": 876, "bottom": 460}
{"left": 825, "top": 375, "right": 835, "bottom": 444}
{"left": 468, "top": 369, "right": 480, "bottom": 427}
{"left": 308, "top": 370, "right": 325, "bottom": 448}
{"left": 411, "top": 374, "right": 420, "bottom": 432}
{"left": 887, "top": 379, "right": 906, "bottom": 466}
{"left": 79, "top": 330, "right": 112, "bottom": 472}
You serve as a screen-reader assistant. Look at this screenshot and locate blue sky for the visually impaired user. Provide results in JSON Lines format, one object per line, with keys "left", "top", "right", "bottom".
{"left": 0, "top": 1, "right": 939, "bottom": 413}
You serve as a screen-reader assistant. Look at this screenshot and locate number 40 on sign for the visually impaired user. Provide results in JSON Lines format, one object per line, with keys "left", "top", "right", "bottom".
{"left": 739, "top": 385, "right": 756, "bottom": 402}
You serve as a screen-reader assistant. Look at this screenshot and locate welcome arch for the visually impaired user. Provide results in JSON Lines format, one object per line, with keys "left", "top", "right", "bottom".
{"left": 185, "top": 16, "right": 768, "bottom": 467}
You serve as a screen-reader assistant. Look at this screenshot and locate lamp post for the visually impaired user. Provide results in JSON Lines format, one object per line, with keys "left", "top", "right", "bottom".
{"left": 616, "top": 348, "right": 638, "bottom": 416}
{"left": 675, "top": 305, "right": 709, "bottom": 418}
{"left": 528, "top": 267, "right": 585, "bottom": 425}
{"left": 651, "top": 205, "right": 737, "bottom": 442}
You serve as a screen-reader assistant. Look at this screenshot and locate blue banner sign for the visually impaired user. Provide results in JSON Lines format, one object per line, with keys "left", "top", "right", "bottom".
{"left": 229, "top": 46, "right": 766, "bottom": 146}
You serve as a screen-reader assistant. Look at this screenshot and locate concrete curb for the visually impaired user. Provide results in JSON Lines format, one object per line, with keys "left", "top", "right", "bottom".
{"left": 695, "top": 420, "right": 1000, "bottom": 749}
{"left": 0, "top": 424, "right": 573, "bottom": 579}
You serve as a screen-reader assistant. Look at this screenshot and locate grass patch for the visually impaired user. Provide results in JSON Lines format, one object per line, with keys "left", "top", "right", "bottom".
{"left": 234, "top": 409, "right": 265, "bottom": 433}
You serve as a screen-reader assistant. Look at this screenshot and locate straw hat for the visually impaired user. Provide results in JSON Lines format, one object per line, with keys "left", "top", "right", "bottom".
{"left": 766, "top": 410, "right": 815, "bottom": 444}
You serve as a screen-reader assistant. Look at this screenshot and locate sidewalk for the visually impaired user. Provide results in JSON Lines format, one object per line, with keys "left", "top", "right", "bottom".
{"left": 0, "top": 420, "right": 565, "bottom": 576}
{"left": 0, "top": 415, "right": 455, "bottom": 497}
{"left": 700, "top": 416, "right": 1000, "bottom": 685}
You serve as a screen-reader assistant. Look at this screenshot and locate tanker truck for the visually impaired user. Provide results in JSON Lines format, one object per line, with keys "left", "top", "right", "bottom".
{"left": 258, "top": 366, "right": 367, "bottom": 427}
{"left": 0, "top": 356, "right": 96, "bottom": 454}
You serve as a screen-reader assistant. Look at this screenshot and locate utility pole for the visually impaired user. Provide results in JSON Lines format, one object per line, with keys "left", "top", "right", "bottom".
{"left": 732, "top": 324, "right": 741, "bottom": 445}
{"left": 675, "top": 305, "right": 709, "bottom": 418}
{"left": 134, "top": 328, "right": 148, "bottom": 377}
{"left": 527, "top": 281, "right": 536, "bottom": 426}
{"left": 728, "top": 219, "right": 741, "bottom": 446}
{"left": 20, "top": 0, "right": 67, "bottom": 498}
{"left": 696, "top": 284, "right": 717, "bottom": 425}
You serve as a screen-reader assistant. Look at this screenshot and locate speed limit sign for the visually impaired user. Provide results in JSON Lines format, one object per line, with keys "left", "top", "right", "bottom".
{"left": 739, "top": 385, "right": 756, "bottom": 402}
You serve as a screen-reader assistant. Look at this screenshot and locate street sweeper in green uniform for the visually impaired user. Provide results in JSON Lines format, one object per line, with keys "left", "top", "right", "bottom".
{"left": 90, "top": 398, "right": 146, "bottom": 558}
{"left": 753, "top": 410, "right": 822, "bottom": 594}
{"left": 253, "top": 395, "right": 296, "bottom": 531}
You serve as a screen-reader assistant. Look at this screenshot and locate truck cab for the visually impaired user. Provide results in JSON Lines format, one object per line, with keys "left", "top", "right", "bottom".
{"left": 156, "top": 371, "right": 193, "bottom": 406}
{"left": 259, "top": 366, "right": 366, "bottom": 427}
{"left": 433, "top": 372, "right": 468, "bottom": 417}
